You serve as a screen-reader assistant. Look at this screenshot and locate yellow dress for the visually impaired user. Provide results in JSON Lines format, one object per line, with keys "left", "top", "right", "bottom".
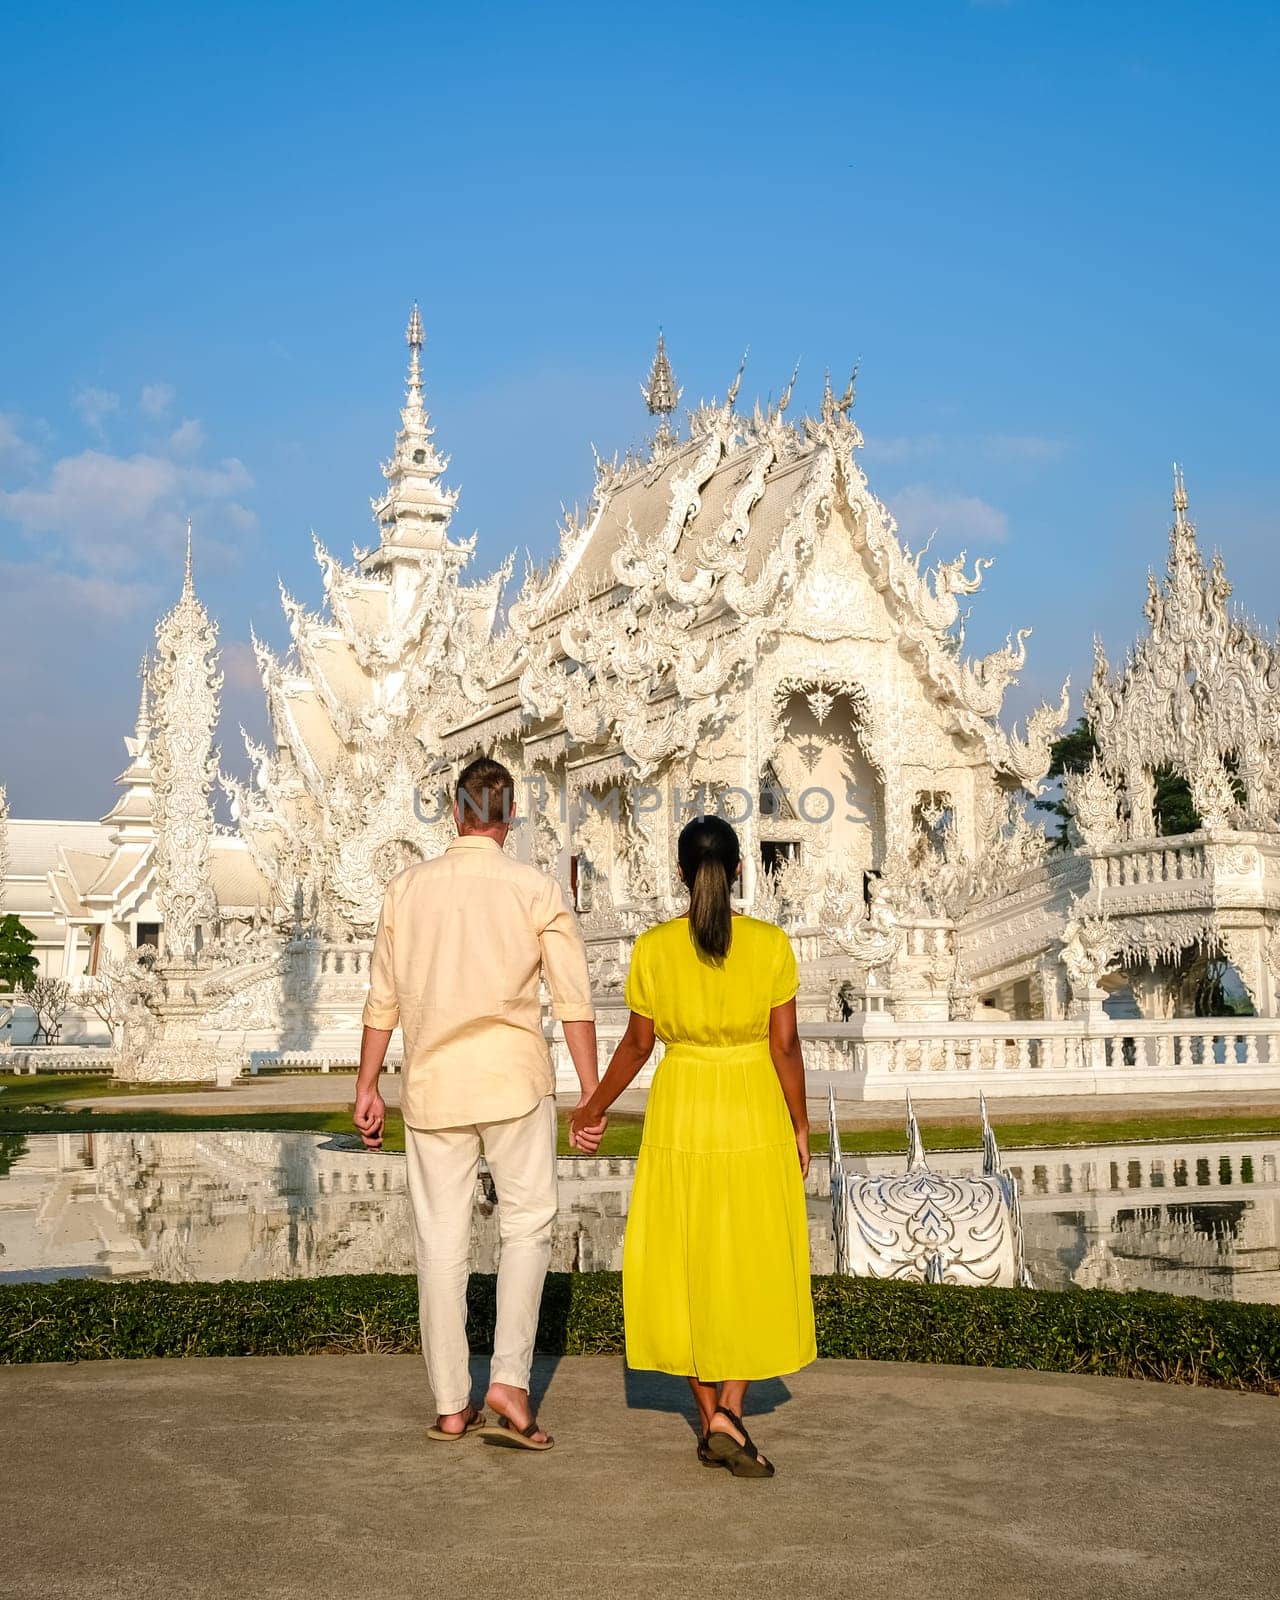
{"left": 621, "top": 915, "right": 817, "bottom": 1381}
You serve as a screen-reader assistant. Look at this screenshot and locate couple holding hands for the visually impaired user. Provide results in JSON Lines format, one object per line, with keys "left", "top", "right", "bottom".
{"left": 354, "top": 758, "right": 815, "bottom": 1478}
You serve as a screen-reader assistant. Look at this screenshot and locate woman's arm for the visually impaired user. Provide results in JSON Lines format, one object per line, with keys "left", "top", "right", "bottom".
{"left": 768, "top": 997, "right": 810, "bottom": 1176}
{"left": 568, "top": 1010, "right": 656, "bottom": 1146}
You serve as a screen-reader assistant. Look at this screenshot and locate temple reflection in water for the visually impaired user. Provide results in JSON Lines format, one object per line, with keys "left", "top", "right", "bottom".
{"left": 2, "top": 1131, "right": 1279, "bottom": 1303}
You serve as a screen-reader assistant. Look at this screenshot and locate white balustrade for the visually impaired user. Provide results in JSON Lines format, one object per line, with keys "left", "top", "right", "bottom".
{"left": 799, "top": 1015, "right": 1280, "bottom": 1099}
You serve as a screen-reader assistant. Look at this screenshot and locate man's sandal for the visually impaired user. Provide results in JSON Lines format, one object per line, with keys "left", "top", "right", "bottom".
{"left": 426, "top": 1404, "right": 486, "bottom": 1442}
{"left": 704, "top": 1406, "right": 775, "bottom": 1479}
{"left": 479, "top": 1415, "right": 554, "bottom": 1452}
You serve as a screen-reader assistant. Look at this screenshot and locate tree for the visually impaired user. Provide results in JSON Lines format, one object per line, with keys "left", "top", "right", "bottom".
{"left": 18, "top": 975, "right": 71, "bottom": 1045}
{"left": 1036, "top": 717, "right": 1209, "bottom": 844}
{"left": 0, "top": 914, "right": 38, "bottom": 994}
{"left": 1034, "top": 718, "right": 1097, "bottom": 849}
{"left": 83, "top": 948, "right": 154, "bottom": 1035}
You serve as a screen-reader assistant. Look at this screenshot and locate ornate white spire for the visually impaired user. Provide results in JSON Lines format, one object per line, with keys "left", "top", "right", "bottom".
{"left": 135, "top": 653, "right": 152, "bottom": 741}
{"left": 182, "top": 517, "right": 194, "bottom": 599}
{"left": 368, "top": 304, "right": 461, "bottom": 558}
{"left": 151, "top": 531, "right": 221, "bottom": 961}
{"left": 642, "top": 329, "right": 681, "bottom": 418}
{"left": 1170, "top": 460, "right": 1196, "bottom": 551}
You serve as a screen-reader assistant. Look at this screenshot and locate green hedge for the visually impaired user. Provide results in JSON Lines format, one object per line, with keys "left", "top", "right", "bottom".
{"left": 3, "top": 1273, "right": 1278, "bottom": 1394}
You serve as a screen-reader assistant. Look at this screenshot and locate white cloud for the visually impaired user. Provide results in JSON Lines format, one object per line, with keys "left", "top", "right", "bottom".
{"left": 71, "top": 384, "right": 121, "bottom": 435}
{"left": 0, "top": 413, "right": 41, "bottom": 477}
{"left": 221, "top": 638, "right": 262, "bottom": 693}
{"left": 0, "top": 448, "right": 255, "bottom": 574}
{"left": 167, "top": 418, "right": 206, "bottom": 456}
{"left": 0, "top": 558, "right": 150, "bottom": 624}
{"left": 140, "top": 382, "right": 176, "bottom": 417}
{"left": 888, "top": 483, "right": 1010, "bottom": 546}
{"left": 862, "top": 433, "right": 945, "bottom": 466}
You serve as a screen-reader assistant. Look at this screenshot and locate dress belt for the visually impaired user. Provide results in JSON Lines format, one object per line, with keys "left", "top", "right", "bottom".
{"left": 659, "top": 1039, "right": 773, "bottom": 1064}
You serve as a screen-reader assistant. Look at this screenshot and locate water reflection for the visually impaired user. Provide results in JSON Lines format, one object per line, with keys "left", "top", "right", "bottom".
{"left": 2, "top": 1130, "right": 1278, "bottom": 1302}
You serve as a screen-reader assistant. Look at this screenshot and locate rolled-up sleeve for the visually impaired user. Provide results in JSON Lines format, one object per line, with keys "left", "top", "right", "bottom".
{"left": 362, "top": 888, "right": 400, "bottom": 1030}
{"left": 536, "top": 879, "right": 595, "bottom": 1022}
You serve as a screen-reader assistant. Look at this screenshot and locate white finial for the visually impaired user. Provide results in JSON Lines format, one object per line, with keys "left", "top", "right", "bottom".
{"left": 642, "top": 329, "right": 681, "bottom": 417}
{"left": 905, "top": 1090, "right": 927, "bottom": 1170}
{"left": 136, "top": 653, "right": 152, "bottom": 735}
{"left": 777, "top": 359, "right": 801, "bottom": 416}
{"left": 406, "top": 303, "right": 424, "bottom": 395}
{"left": 726, "top": 347, "right": 749, "bottom": 410}
{"left": 1172, "top": 461, "right": 1188, "bottom": 523}
{"left": 183, "top": 519, "right": 194, "bottom": 598}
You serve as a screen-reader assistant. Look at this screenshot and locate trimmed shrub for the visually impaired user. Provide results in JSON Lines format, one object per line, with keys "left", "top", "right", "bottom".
{"left": 2, "top": 1273, "right": 1278, "bottom": 1395}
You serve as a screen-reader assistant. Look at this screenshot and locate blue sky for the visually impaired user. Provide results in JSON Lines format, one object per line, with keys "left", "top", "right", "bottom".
{"left": 2, "top": 1, "right": 1277, "bottom": 817}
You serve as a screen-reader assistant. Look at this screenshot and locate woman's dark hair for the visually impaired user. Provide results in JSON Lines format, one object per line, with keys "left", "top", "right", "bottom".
{"left": 678, "top": 815, "right": 740, "bottom": 961}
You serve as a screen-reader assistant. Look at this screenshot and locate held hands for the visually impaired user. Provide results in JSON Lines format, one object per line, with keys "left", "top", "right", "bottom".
{"left": 354, "top": 1086, "right": 387, "bottom": 1150}
{"left": 569, "top": 1094, "right": 608, "bottom": 1154}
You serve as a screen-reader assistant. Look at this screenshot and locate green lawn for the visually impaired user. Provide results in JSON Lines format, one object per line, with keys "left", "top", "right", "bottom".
{"left": 4, "top": 1068, "right": 1280, "bottom": 1158}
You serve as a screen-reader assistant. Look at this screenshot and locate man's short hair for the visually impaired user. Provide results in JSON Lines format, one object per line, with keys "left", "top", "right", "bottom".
{"left": 455, "top": 756, "right": 515, "bottom": 831}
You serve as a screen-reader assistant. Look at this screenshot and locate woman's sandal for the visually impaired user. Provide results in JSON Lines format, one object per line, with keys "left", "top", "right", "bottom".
{"left": 697, "top": 1433, "right": 726, "bottom": 1468}
{"left": 479, "top": 1415, "right": 555, "bottom": 1452}
{"left": 704, "top": 1406, "right": 775, "bottom": 1479}
{"left": 426, "top": 1403, "right": 486, "bottom": 1443}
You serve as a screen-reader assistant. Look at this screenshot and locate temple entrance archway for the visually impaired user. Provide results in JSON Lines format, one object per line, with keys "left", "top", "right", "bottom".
{"left": 763, "top": 682, "right": 884, "bottom": 893}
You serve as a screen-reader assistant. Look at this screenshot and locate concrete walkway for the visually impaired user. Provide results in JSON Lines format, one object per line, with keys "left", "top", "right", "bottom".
{"left": 2, "top": 1355, "right": 1274, "bottom": 1599}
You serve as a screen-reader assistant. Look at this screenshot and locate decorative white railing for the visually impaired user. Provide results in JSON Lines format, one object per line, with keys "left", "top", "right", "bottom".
{"left": 1092, "top": 840, "right": 1211, "bottom": 889}
{"left": 2, "top": 1044, "right": 119, "bottom": 1075}
{"left": 798, "top": 1016, "right": 1280, "bottom": 1096}
{"left": 288, "top": 941, "right": 373, "bottom": 978}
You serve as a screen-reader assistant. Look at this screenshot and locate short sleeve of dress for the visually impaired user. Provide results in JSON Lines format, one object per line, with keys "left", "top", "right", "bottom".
{"left": 624, "top": 934, "right": 654, "bottom": 1018}
{"left": 770, "top": 929, "right": 800, "bottom": 1008}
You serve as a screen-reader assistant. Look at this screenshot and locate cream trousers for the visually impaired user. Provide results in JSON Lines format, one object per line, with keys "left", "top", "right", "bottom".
{"left": 404, "top": 1095, "right": 558, "bottom": 1415}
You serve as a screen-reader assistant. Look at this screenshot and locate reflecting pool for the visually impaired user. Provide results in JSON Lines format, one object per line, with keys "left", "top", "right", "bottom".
{"left": 2, "top": 1130, "right": 1279, "bottom": 1302}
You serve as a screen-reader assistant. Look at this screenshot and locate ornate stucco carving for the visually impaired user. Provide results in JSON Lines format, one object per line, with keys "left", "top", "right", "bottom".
{"left": 119, "top": 317, "right": 1280, "bottom": 1049}
{"left": 151, "top": 533, "right": 221, "bottom": 962}
{"left": 1086, "top": 467, "right": 1280, "bottom": 838}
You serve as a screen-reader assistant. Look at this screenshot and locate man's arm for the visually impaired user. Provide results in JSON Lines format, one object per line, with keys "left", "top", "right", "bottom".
{"left": 356, "top": 890, "right": 398, "bottom": 1149}
{"left": 536, "top": 879, "right": 600, "bottom": 1125}
{"left": 561, "top": 1018, "right": 599, "bottom": 1103}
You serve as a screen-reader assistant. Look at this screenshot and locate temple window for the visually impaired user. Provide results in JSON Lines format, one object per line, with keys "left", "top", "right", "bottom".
{"left": 760, "top": 839, "right": 800, "bottom": 878}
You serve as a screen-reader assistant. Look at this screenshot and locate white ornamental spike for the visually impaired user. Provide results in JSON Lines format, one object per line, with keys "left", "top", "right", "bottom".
{"left": 827, "top": 1087, "right": 849, "bottom": 1276}
{"left": 905, "top": 1091, "right": 927, "bottom": 1170}
{"left": 980, "top": 1091, "right": 1002, "bottom": 1177}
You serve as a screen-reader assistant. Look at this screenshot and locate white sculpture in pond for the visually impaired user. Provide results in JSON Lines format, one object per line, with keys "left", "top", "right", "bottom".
{"left": 829, "top": 1090, "right": 1032, "bottom": 1287}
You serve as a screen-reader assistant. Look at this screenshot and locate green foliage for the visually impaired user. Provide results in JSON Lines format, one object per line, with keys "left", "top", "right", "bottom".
{"left": 1035, "top": 717, "right": 1098, "bottom": 848}
{"left": 1150, "top": 764, "right": 1201, "bottom": 837}
{"left": 1036, "top": 717, "right": 1205, "bottom": 844}
{"left": 3, "top": 1273, "right": 1278, "bottom": 1394}
{"left": 0, "top": 915, "right": 37, "bottom": 994}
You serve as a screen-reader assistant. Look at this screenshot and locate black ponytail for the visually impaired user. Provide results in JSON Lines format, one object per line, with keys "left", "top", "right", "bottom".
{"left": 678, "top": 815, "right": 741, "bottom": 962}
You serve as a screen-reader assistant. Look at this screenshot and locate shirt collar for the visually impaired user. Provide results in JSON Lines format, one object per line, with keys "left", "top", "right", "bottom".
{"left": 447, "top": 834, "right": 504, "bottom": 851}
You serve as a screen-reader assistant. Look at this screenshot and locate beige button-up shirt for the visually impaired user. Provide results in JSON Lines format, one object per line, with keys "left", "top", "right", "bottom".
{"left": 362, "top": 834, "right": 595, "bottom": 1130}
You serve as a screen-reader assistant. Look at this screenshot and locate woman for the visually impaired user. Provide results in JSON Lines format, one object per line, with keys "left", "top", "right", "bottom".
{"left": 570, "top": 815, "right": 816, "bottom": 1479}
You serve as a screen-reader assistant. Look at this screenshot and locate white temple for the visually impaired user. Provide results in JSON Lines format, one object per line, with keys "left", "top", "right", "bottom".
{"left": 6, "top": 308, "right": 1280, "bottom": 1094}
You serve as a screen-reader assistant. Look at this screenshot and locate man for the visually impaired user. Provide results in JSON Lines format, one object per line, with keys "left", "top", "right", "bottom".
{"left": 355, "top": 756, "right": 605, "bottom": 1450}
